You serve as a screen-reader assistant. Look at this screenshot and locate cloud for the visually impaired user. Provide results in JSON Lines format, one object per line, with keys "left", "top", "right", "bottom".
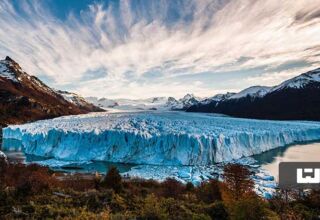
{"left": 294, "top": 8, "right": 320, "bottom": 24}
{"left": 0, "top": 0, "right": 319, "bottom": 99}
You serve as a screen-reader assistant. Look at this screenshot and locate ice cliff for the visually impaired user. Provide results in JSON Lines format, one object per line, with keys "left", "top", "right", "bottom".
{"left": 2, "top": 111, "right": 320, "bottom": 165}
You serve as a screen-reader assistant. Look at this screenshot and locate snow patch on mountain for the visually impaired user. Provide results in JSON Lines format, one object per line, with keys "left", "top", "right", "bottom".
{"left": 229, "top": 86, "right": 271, "bottom": 99}
{"left": 0, "top": 57, "right": 20, "bottom": 82}
{"left": 0, "top": 56, "right": 61, "bottom": 96}
{"left": 198, "top": 86, "right": 271, "bottom": 105}
{"left": 86, "top": 97, "right": 119, "bottom": 108}
{"left": 175, "top": 94, "right": 202, "bottom": 109}
{"left": 3, "top": 111, "right": 320, "bottom": 165}
{"left": 194, "top": 67, "right": 320, "bottom": 108}
{"left": 272, "top": 68, "right": 320, "bottom": 91}
{"left": 57, "top": 91, "right": 97, "bottom": 109}
{"left": 86, "top": 97, "right": 168, "bottom": 111}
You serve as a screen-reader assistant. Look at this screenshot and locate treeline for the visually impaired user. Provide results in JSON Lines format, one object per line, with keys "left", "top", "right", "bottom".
{"left": 0, "top": 157, "right": 320, "bottom": 219}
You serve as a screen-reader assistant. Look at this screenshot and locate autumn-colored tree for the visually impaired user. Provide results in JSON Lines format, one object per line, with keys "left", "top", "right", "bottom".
{"left": 222, "top": 163, "right": 254, "bottom": 201}
{"left": 196, "top": 179, "right": 222, "bottom": 203}
{"left": 2, "top": 163, "right": 57, "bottom": 196}
{"left": 160, "top": 178, "right": 184, "bottom": 199}
{"left": 270, "top": 189, "right": 320, "bottom": 219}
{"left": 307, "top": 189, "right": 320, "bottom": 210}
{"left": 0, "top": 156, "right": 7, "bottom": 188}
{"left": 221, "top": 164, "right": 264, "bottom": 219}
{"left": 101, "top": 166, "right": 123, "bottom": 193}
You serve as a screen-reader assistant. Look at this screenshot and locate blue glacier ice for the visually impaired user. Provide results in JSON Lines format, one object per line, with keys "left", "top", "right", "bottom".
{"left": 2, "top": 111, "right": 320, "bottom": 165}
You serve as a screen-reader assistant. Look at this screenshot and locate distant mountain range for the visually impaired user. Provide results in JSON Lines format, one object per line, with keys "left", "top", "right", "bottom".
{"left": 0, "top": 56, "right": 104, "bottom": 126}
{"left": 86, "top": 94, "right": 202, "bottom": 112}
{"left": 187, "top": 68, "right": 320, "bottom": 121}
{"left": 87, "top": 67, "right": 320, "bottom": 120}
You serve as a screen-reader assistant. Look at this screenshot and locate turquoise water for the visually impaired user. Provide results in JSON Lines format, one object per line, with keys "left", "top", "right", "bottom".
{"left": 3, "top": 150, "right": 134, "bottom": 174}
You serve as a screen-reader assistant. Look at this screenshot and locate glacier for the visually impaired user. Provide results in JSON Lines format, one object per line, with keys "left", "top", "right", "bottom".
{"left": 2, "top": 111, "right": 320, "bottom": 166}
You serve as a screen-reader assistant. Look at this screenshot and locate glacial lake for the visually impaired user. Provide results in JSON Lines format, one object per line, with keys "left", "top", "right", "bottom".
{"left": 254, "top": 142, "right": 320, "bottom": 181}
{"left": 3, "top": 141, "right": 320, "bottom": 181}
{"left": 2, "top": 150, "right": 135, "bottom": 174}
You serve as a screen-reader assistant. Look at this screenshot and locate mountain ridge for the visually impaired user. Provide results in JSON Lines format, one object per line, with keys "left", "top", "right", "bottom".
{"left": 187, "top": 67, "right": 320, "bottom": 120}
{"left": 0, "top": 56, "right": 104, "bottom": 126}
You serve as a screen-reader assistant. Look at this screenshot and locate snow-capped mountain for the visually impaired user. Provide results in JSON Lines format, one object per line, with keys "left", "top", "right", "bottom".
{"left": 86, "top": 97, "right": 119, "bottom": 108}
{"left": 271, "top": 67, "right": 320, "bottom": 91}
{"left": 57, "top": 91, "right": 103, "bottom": 112}
{"left": 165, "top": 97, "right": 180, "bottom": 108}
{"left": 0, "top": 56, "right": 102, "bottom": 125}
{"left": 86, "top": 97, "right": 168, "bottom": 111}
{"left": 228, "top": 86, "right": 271, "bottom": 99}
{"left": 85, "top": 94, "right": 202, "bottom": 111}
{"left": 201, "top": 92, "right": 236, "bottom": 104}
{"left": 188, "top": 67, "right": 320, "bottom": 120}
{"left": 175, "top": 94, "right": 201, "bottom": 109}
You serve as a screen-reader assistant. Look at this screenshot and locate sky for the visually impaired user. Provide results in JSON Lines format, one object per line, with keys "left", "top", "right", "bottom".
{"left": 0, "top": 0, "right": 320, "bottom": 99}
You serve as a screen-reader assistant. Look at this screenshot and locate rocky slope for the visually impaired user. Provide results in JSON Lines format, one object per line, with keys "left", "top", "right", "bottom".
{"left": 0, "top": 56, "right": 103, "bottom": 126}
{"left": 57, "top": 90, "right": 103, "bottom": 113}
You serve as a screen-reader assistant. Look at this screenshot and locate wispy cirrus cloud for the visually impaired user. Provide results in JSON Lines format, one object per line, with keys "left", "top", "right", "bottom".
{"left": 0, "top": 0, "right": 319, "bottom": 99}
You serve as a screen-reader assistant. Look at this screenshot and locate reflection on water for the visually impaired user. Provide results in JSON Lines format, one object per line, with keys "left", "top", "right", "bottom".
{"left": 2, "top": 138, "right": 134, "bottom": 174}
{"left": 3, "top": 150, "right": 134, "bottom": 174}
{"left": 57, "top": 160, "right": 134, "bottom": 174}
{"left": 253, "top": 142, "right": 320, "bottom": 181}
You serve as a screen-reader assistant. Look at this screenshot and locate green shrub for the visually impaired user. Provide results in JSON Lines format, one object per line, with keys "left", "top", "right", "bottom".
{"left": 186, "top": 182, "right": 195, "bottom": 192}
{"left": 205, "top": 201, "right": 228, "bottom": 220}
{"left": 140, "top": 194, "right": 168, "bottom": 220}
{"left": 228, "top": 196, "right": 271, "bottom": 220}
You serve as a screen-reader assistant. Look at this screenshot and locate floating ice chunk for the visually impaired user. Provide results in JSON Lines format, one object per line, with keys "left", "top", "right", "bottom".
{"left": 0, "top": 151, "right": 7, "bottom": 162}
{"left": 255, "top": 173, "right": 275, "bottom": 181}
{"left": 178, "top": 169, "right": 192, "bottom": 179}
{"left": 262, "top": 182, "right": 277, "bottom": 188}
{"left": 35, "top": 159, "right": 90, "bottom": 168}
{"left": 263, "top": 192, "right": 273, "bottom": 199}
{"left": 233, "top": 157, "right": 258, "bottom": 166}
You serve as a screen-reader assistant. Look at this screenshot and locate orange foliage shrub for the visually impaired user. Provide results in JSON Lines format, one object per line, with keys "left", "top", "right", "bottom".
{"left": 60, "top": 174, "right": 97, "bottom": 191}
{"left": 222, "top": 163, "right": 254, "bottom": 201}
{"left": 196, "top": 179, "right": 222, "bottom": 203}
{"left": 3, "top": 163, "right": 58, "bottom": 196}
{"left": 159, "top": 178, "right": 185, "bottom": 199}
